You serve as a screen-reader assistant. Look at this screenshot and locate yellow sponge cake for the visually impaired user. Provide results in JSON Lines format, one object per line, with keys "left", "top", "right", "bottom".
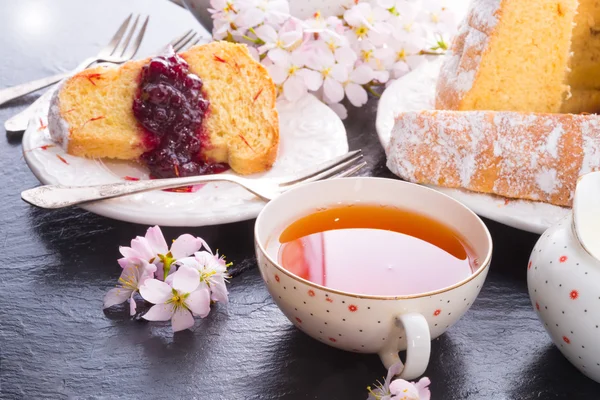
{"left": 48, "top": 41, "right": 279, "bottom": 177}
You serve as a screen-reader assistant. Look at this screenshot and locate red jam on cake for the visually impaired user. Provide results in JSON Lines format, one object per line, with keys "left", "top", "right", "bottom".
{"left": 133, "top": 54, "right": 228, "bottom": 178}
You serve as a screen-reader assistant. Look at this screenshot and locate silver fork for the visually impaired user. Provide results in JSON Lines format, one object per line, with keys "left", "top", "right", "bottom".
{"left": 21, "top": 151, "right": 367, "bottom": 209}
{"left": 0, "top": 14, "right": 149, "bottom": 106}
{"left": 169, "top": 29, "right": 206, "bottom": 52}
{"left": 4, "top": 29, "right": 207, "bottom": 133}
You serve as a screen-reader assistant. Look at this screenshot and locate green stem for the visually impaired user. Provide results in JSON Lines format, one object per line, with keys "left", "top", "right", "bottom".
{"left": 242, "top": 35, "right": 263, "bottom": 45}
{"left": 365, "top": 84, "right": 382, "bottom": 98}
{"left": 419, "top": 50, "right": 446, "bottom": 56}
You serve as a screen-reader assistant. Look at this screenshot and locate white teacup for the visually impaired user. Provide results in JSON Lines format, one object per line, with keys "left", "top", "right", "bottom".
{"left": 254, "top": 178, "right": 492, "bottom": 379}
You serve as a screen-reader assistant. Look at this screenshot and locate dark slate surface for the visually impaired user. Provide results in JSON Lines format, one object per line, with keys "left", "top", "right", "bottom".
{"left": 1, "top": 1, "right": 599, "bottom": 398}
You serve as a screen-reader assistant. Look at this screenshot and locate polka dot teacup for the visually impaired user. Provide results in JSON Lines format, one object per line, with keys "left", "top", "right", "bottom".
{"left": 254, "top": 178, "right": 493, "bottom": 379}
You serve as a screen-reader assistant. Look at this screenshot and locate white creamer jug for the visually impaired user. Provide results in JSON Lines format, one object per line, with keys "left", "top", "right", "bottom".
{"left": 528, "top": 171, "right": 600, "bottom": 383}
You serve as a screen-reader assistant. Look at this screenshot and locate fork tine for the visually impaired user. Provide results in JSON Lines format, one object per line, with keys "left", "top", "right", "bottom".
{"left": 114, "top": 14, "right": 139, "bottom": 57}
{"left": 289, "top": 154, "right": 365, "bottom": 186}
{"left": 331, "top": 161, "right": 367, "bottom": 179}
{"left": 278, "top": 150, "right": 362, "bottom": 187}
{"left": 179, "top": 36, "right": 204, "bottom": 53}
{"left": 173, "top": 32, "right": 199, "bottom": 53}
{"left": 100, "top": 14, "right": 133, "bottom": 56}
{"left": 123, "top": 15, "right": 149, "bottom": 59}
{"left": 116, "top": 14, "right": 140, "bottom": 57}
{"left": 169, "top": 29, "right": 195, "bottom": 51}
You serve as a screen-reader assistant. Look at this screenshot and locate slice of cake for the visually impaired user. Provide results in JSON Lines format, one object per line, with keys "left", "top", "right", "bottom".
{"left": 435, "top": 0, "right": 579, "bottom": 113}
{"left": 49, "top": 41, "right": 279, "bottom": 177}
{"left": 386, "top": 110, "right": 600, "bottom": 206}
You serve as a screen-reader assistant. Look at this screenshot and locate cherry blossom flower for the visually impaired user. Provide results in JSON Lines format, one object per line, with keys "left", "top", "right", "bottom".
{"left": 304, "top": 45, "right": 349, "bottom": 104}
{"left": 344, "top": 2, "right": 391, "bottom": 46}
{"left": 176, "top": 251, "right": 230, "bottom": 304}
{"left": 209, "top": 0, "right": 244, "bottom": 40}
{"left": 266, "top": 49, "right": 321, "bottom": 102}
{"left": 367, "top": 362, "right": 431, "bottom": 400}
{"left": 208, "top": 0, "right": 459, "bottom": 118}
{"left": 343, "top": 65, "right": 375, "bottom": 107}
{"left": 140, "top": 266, "right": 211, "bottom": 332}
{"left": 103, "top": 259, "right": 156, "bottom": 316}
{"left": 119, "top": 225, "right": 208, "bottom": 280}
{"left": 255, "top": 19, "right": 303, "bottom": 60}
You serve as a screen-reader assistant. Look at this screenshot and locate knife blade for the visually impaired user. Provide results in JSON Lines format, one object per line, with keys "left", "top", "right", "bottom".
{"left": 5, "top": 88, "right": 56, "bottom": 132}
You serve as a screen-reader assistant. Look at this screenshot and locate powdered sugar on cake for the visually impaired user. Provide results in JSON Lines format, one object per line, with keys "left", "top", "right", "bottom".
{"left": 387, "top": 110, "right": 600, "bottom": 207}
{"left": 435, "top": 0, "right": 501, "bottom": 108}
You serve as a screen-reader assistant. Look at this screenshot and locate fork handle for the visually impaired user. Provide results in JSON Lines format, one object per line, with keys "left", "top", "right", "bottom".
{"left": 0, "top": 56, "right": 98, "bottom": 106}
{"left": 0, "top": 72, "right": 70, "bottom": 106}
{"left": 20, "top": 174, "right": 262, "bottom": 209}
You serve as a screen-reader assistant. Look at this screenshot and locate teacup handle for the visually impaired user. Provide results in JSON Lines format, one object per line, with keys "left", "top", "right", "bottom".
{"left": 378, "top": 313, "right": 431, "bottom": 380}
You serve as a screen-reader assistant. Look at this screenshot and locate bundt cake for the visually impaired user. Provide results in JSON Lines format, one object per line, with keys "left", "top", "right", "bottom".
{"left": 49, "top": 41, "right": 279, "bottom": 178}
{"left": 386, "top": 110, "right": 600, "bottom": 207}
{"left": 435, "top": 0, "right": 600, "bottom": 114}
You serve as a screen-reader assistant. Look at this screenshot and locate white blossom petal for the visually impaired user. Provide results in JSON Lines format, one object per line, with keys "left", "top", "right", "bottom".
{"left": 280, "top": 30, "right": 302, "bottom": 47}
{"left": 119, "top": 246, "right": 139, "bottom": 259}
{"left": 283, "top": 76, "right": 307, "bottom": 102}
{"left": 140, "top": 279, "right": 172, "bottom": 305}
{"left": 345, "top": 82, "right": 368, "bottom": 107}
{"left": 145, "top": 226, "right": 169, "bottom": 254}
{"left": 297, "top": 68, "right": 323, "bottom": 91}
{"left": 330, "top": 63, "right": 349, "bottom": 82}
{"left": 327, "top": 102, "right": 348, "bottom": 119}
{"left": 247, "top": 46, "right": 260, "bottom": 62}
{"left": 254, "top": 24, "right": 278, "bottom": 44}
{"left": 266, "top": 64, "right": 289, "bottom": 85}
{"left": 335, "top": 46, "right": 357, "bottom": 66}
{"left": 209, "top": 274, "right": 229, "bottom": 304}
{"left": 143, "top": 303, "right": 175, "bottom": 322}
{"left": 323, "top": 77, "right": 345, "bottom": 103}
{"left": 350, "top": 65, "right": 375, "bottom": 85}
{"left": 237, "top": 7, "right": 265, "bottom": 28}
{"left": 176, "top": 256, "right": 200, "bottom": 270}
{"left": 186, "top": 286, "right": 211, "bottom": 317}
{"left": 171, "top": 307, "right": 195, "bottom": 332}
{"left": 172, "top": 266, "right": 201, "bottom": 294}
{"left": 268, "top": 49, "right": 291, "bottom": 67}
{"left": 170, "top": 234, "right": 203, "bottom": 259}
{"left": 129, "top": 296, "right": 137, "bottom": 316}
{"left": 267, "top": 48, "right": 291, "bottom": 65}
{"left": 130, "top": 237, "right": 155, "bottom": 261}
{"left": 103, "top": 287, "right": 132, "bottom": 309}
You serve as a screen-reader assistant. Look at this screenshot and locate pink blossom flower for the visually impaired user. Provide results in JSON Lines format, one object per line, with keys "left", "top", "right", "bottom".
{"left": 119, "top": 226, "right": 208, "bottom": 280}
{"left": 255, "top": 19, "right": 303, "bottom": 60}
{"left": 343, "top": 65, "right": 374, "bottom": 107}
{"left": 177, "top": 251, "right": 230, "bottom": 304}
{"left": 103, "top": 259, "right": 156, "bottom": 316}
{"left": 266, "top": 49, "right": 321, "bottom": 102}
{"left": 389, "top": 377, "right": 431, "bottom": 400}
{"left": 367, "top": 362, "right": 431, "bottom": 400}
{"left": 304, "top": 45, "right": 348, "bottom": 104}
{"left": 343, "top": 2, "right": 391, "bottom": 46}
{"left": 140, "top": 266, "right": 211, "bottom": 332}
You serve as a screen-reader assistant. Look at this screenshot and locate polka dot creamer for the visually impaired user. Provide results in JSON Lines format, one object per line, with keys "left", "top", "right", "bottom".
{"left": 528, "top": 214, "right": 600, "bottom": 384}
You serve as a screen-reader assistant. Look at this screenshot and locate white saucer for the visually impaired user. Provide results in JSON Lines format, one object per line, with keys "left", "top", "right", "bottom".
{"left": 376, "top": 58, "right": 569, "bottom": 235}
{"left": 23, "top": 91, "right": 348, "bottom": 226}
